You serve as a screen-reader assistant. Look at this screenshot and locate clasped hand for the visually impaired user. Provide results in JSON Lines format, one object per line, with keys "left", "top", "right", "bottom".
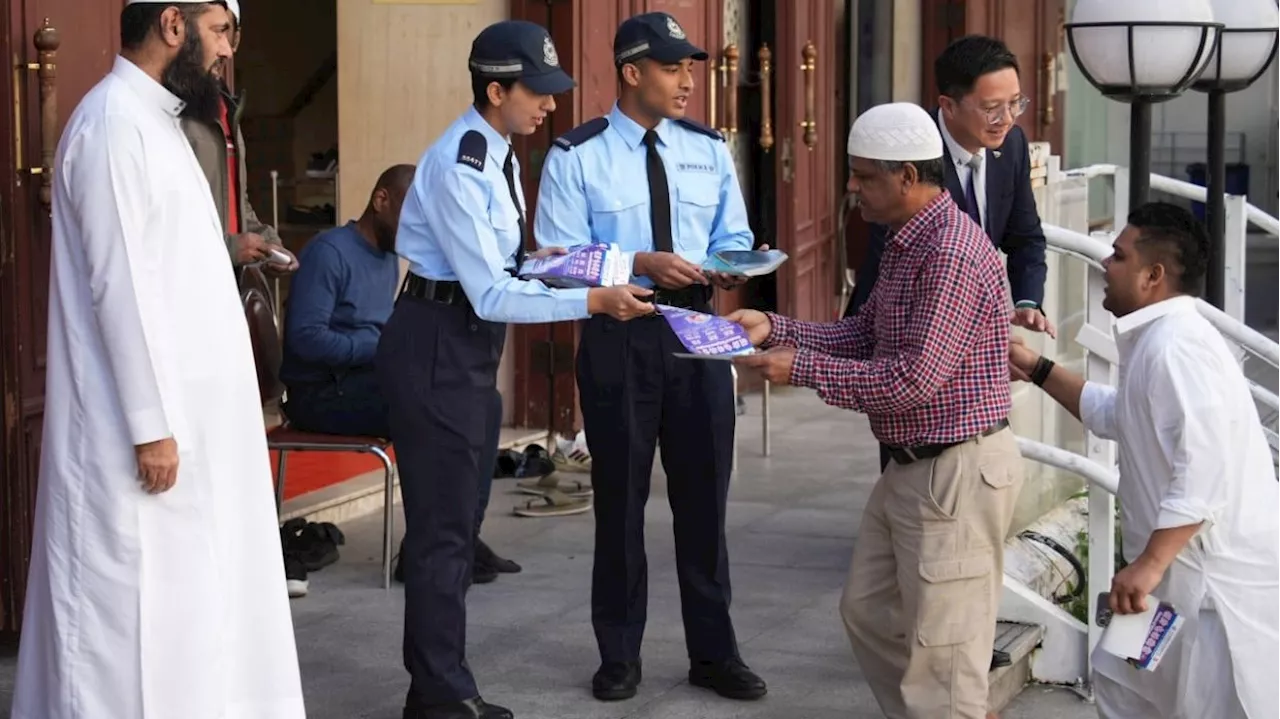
{"left": 720, "top": 309, "right": 796, "bottom": 384}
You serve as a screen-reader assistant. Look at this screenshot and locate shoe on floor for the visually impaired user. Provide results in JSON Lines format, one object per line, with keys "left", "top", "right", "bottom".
{"left": 284, "top": 553, "right": 309, "bottom": 598}
{"left": 471, "top": 561, "right": 498, "bottom": 585}
{"left": 475, "top": 538, "right": 521, "bottom": 574}
{"left": 280, "top": 518, "right": 344, "bottom": 572}
{"left": 403, "top": 696, "right": 513, "bottom": 719}
{"left": 689, "top": 657, "right": 766, "bottom": 700}
{"left": 592, "top": 660, "right": 641, "bottom": 701}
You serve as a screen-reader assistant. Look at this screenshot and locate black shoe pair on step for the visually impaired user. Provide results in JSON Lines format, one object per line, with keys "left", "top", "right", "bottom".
{"left": 592, "top": 657, "right": 766, "bottom": 701}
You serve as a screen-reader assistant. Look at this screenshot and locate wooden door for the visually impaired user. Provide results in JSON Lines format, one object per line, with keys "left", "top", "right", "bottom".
{"left": 773, "top": 0, "right": 838, "bottom": 321}
{"left": 923, "top": 0, "right": 1067, "bottom": 150}
{"left": 1, "top": 0, "right": 119, "bottom": 636}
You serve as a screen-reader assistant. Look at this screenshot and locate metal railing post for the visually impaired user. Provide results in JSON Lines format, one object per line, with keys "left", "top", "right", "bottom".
{"left": 1223, "top": 193, "right": 1249, "bottom": 325}
{"left": 1083, "top": 261, "right": 1117, "bottom": 679}
{"left": 761, "top": 379, "right": 771, "bottom": 457}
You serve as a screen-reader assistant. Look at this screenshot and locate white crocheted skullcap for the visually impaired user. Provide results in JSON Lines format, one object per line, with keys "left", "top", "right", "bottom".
{"left": 846, "top": 102, "right": 943, "bottom": 162}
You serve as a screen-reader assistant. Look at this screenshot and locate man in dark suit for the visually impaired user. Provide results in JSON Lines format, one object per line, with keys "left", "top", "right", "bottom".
{"left": 846, "top": 35, "right": 1055, "bottom": 343}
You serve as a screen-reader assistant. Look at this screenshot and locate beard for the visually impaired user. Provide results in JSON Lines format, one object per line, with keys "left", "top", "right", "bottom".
{"left": 374, "top": 221, "right": 396, "bottom": 253}
{"left": 167, "top": 24, "right": 223, "bottom": 124}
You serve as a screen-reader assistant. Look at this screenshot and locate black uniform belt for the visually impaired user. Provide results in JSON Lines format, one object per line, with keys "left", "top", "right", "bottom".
{"left": 886, "top": 419, "right": 1009, "bottom": 466}
{"left": 648, "top": 285, "right": 712, "bottom": 310}
{"left": 402, "top": 273, "right": 469, "bottom": 307}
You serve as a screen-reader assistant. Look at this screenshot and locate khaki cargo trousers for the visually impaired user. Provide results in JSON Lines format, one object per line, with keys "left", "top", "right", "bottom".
{"left": 841, "top": 427, "right": 1024, "bottom": 718}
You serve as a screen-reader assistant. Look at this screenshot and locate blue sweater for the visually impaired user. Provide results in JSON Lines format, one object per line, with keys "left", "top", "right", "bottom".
{"left": 281, "top": 221, "right": 398, "bottom": 385}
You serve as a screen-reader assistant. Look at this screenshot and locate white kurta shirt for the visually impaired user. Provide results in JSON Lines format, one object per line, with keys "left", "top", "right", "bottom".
{"left": 1079, "top": 295, "right": 1279, "bottom": 718}
{"left": 11, "top": 57, "right": 305, "bottom": 719}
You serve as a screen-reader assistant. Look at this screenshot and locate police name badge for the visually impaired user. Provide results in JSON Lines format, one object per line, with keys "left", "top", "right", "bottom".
{"left": 543, "top": 35, "right": 559, "bottom": 67}
{"left": 666, "top": 16, "right": 686, "bottom": 40}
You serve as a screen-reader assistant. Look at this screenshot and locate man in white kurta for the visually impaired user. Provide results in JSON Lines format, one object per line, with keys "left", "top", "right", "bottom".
{"left": 11, "top": 3, "right": 305, "bottom": 718}
{"left": 1009, "top": 201, "right": 1279, "bottom": 719}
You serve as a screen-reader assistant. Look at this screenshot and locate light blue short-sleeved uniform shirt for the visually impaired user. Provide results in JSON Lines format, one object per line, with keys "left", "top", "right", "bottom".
{"left": 395, "top": 106, "right": 590, "bottom": 323}
{"left": 534, "top": 103, "right": 753, "bottom": 286}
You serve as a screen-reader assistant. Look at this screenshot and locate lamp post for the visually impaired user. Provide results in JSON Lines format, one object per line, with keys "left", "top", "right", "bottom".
{"left": 1193, "top": 0, "right": 1279, "bottom": 310}
{"left": 1065, "top": 0, "right": 1222, "bottom": 211}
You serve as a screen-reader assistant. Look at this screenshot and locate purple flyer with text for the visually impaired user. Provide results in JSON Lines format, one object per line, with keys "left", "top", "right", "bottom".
{"left": 658, "top": 305, "right": 756, "bottom": 359}
{"left": 517, "top": 243, "right": 631, "bottom": 288}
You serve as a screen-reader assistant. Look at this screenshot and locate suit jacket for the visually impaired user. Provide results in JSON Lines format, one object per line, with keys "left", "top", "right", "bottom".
{"left": 844, "top": 121, "right": 1048, "bottom": 318}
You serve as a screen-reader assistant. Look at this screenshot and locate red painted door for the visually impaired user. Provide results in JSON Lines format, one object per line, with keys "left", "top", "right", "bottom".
{"left": 1, "top": 0, "right": 121, "bottom": 635}
{"left": 774, "top": 0, "right": 839, "bottom": 321}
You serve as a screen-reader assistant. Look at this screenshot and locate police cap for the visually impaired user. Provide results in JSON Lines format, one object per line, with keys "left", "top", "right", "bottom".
{"left": 469, "top": 20, "right": 575, "bottom": 95}
{"left": 614, "top": 12, "right": 708, "bottom": 66}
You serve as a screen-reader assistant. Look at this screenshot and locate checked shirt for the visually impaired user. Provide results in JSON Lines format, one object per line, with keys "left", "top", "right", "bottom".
{"left": 764, "top": 190, "right": 1012, "bottom": 448}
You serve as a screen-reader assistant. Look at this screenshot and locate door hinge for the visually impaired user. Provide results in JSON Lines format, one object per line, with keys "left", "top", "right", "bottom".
{"left": 530, "top": 340, "right": 574, "bottom": 375}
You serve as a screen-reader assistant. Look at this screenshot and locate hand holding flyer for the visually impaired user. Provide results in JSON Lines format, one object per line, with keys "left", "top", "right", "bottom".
{"left": 1095, "top": 592, "right": 1185, "bottom": 672}
{"left": 518, "top": 243, "right": 632, "bottom": 288}
{"left": 658, "top": 305, "right": 757, "bottom": 360}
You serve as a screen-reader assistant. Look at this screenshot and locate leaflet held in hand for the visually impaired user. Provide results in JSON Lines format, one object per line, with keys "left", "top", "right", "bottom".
{"left": 517, "top": 243, "right": 632, "bottom": 288}
{"left": 1095, "top": 593, "right": 1185, "bottom": 672}
{"left": 658, "top": 305, "right": 756, "bottom": 361}
{"left": 701, "top": 249, "right": 789, "bottom": 277}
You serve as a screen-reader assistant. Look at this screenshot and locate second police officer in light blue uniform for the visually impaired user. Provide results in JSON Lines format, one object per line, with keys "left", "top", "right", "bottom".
{"left": 534, "top": 11, "right": 768, "bottom": 705}
{"left": 377, "top": 20, "right": 654, "bottom": 719}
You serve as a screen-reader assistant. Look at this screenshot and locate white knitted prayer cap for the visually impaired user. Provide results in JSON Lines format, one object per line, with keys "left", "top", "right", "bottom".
{"left": 125, "top": 0, "right": 240, "bottom": 22}
{"left": 846, "top": 102, "right": 943, "bottom": 162}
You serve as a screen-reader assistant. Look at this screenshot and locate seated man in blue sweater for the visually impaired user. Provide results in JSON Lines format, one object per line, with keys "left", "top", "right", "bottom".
{"left": 281, "top": 164, "right": 520, "bottom": 584}
{"left": 281, "top": 164, "right": 415, "bottom": 437}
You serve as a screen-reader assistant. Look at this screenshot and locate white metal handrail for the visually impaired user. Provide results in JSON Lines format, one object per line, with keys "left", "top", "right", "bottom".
{"left": 1017, "top": 437, "right": 1118, "bottom": 494}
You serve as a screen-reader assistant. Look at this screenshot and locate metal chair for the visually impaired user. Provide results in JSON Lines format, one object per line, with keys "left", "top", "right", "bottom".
{"left": 240, "top": 264, "right": 397, "bottom": 589}
{"left": 267, "top": 426, "right": 396, "bottom": 588}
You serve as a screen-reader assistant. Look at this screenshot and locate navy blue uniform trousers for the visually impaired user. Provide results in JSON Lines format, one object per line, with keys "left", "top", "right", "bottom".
{"left": 376, "top": 295, "right": 505, "bottom": 706}
{"left": 577, "top": 309, "right": 739, "bottom": 665}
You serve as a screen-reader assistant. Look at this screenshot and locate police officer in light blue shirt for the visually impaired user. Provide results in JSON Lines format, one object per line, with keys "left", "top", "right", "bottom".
{"left": 534, "top": 11, "right": 768, "bottom": 705}
{"left": 376, "top": 19, "right": 653, "bottom": 719}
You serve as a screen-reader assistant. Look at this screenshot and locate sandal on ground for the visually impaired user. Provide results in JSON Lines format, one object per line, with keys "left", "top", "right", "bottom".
{"left": 512, "top": 488, "right": 592, "bottom": 518}
{"left": 515, "top": 474, "right": 592, "bottom": 498}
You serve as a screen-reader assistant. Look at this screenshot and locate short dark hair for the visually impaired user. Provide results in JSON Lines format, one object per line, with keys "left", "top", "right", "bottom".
{"left": 471, "top": 74, "right": 518, "bottom": 109}
{"left": 935, "top": 35, "right": 1020, "bottom": 99}
{"left": 1127, "top": 201, "right": 1209, "bottom": 296}
{"left": 120, "top": 2, "right": 226, "bottom": 51}
{"left": 874, "top": 158, "right": 947, "bottom": 188}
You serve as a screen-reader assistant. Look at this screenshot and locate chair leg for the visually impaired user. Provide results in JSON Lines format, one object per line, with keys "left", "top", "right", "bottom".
{"left": 369, "top": 446, "right": 395, "bottom": 589}
{"left": 274, "top": 449, "right": 289, "bottom": 516}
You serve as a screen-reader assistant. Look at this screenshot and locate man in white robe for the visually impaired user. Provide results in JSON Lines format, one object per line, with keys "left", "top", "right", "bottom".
{"left": 1008, "top": 201, "right": 1279, "bottom": 719}
{"left": 11, "top": 2, "right": 306, "bottom": 718}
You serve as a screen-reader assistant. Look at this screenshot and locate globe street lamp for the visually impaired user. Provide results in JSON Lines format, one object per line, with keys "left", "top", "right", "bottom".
{"left": 1193, "top": 0, "right": 1279, "bottom": 310}
{"left": 1066, "top": 0, "right": 1222, "bottom": 210}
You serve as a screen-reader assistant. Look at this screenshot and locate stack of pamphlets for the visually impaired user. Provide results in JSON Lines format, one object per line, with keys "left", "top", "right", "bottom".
{"left": 658, "top": 305, "right": 757, "bottom": 360}
{"left": 517, "top": 243, "right": 632, "bottom": 288}
{"left": 1095, "top": 592, "right": 1185, "bottom": 672}
{"left": 701, "top": 249, "right": 789, "bottom": 277}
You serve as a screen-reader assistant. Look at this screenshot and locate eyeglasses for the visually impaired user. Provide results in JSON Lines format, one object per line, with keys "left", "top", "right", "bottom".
{"left": 966, "top": 96, "right": 1031, "bottom": 125}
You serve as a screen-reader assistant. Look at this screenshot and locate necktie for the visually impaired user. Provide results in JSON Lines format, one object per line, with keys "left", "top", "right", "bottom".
{"left": 502, "top": 146, "right": 527, "bottom": 269}
{"left": 962, "top": 154, "right": 983, "bottom": 228}
{"left": 643, "top": 130, "right": 674, "bottom": 254}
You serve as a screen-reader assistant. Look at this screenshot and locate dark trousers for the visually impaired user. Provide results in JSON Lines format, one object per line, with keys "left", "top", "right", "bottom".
{"left": 283, "top": 368, "right": 392, "bottom": 438}
{"left": 577, "top": 311, "right": 739, "bottom": 665}
{"left": 376, "top": 296, "right": 505, "bottom": 706}
{"left": 285, "top": 365, "right": 496, "bottom": 531}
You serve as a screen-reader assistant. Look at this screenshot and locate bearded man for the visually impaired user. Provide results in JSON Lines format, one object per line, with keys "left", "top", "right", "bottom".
{"left": 10, "top": 3, "right": 306, "bottom": 718}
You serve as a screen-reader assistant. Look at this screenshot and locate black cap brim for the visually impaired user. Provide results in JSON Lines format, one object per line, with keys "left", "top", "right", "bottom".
{"left": 523, "top": 68, "right": 576, "bottom": 95}
{"left": 646, "top": 41, "right": 709, "bottom": 64}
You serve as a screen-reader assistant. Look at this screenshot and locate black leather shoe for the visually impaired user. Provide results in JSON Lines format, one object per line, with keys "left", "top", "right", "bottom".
{"left": 403, "top": 697, "right": 513, "bottom": 719}
{"left": 475, "top": 539, "right": 522, "bottom": 574}
{"left": 592, "top": 660, "right": 642, "bottom": 701}
{"left": 689, "top": 657, "right": 767, "bottom": 700}
{"left": 471, "top": 560, "right": 498, "bottom": 585}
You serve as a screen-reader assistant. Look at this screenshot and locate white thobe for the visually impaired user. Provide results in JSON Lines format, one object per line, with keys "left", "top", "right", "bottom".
{"left": 1079, "top": 295, "right": 1279, "bottom": 719}
{"left": 11, "top": 57, "right": 305, "bottom": 719}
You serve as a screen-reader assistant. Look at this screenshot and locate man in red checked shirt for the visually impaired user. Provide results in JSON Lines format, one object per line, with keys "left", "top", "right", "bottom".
{"left": 728, "top": 102, "right": 1024, "bottom": 719}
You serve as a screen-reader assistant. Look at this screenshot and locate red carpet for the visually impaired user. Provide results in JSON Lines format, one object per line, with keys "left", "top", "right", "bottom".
{"left": 269, "top": 447, "right": 398, "bottom": 502}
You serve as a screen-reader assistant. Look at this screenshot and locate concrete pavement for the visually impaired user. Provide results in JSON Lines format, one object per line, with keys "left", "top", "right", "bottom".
{"left": 1, "top": 388, "right": 1095, "bottom": 719}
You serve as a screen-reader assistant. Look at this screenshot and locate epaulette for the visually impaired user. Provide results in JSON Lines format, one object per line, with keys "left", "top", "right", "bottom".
{"left": 456, "top": 130, "right": 486, "bottom": 172}
{"left": 675, "top": 118, "right": 724, "bottom": 142}
{"left": 552, "top": 117, "right": 609, "bottom": 151}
